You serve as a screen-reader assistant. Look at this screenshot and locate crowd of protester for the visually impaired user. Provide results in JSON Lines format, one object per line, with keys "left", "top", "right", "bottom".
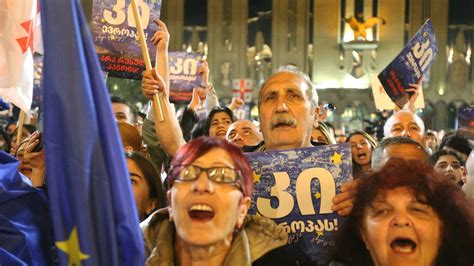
{"left": 2, "top": 19, "right": 473, "bottom": 265}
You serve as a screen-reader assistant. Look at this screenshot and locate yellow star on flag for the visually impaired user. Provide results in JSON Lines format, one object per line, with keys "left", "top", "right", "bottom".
{"left": 56, "top": 227, "right": 90, "bottom": 265}
{"left": 252, "top": 172, "right": 261, "bottom": 183}
{"left": 316, "top": 231, "right": 324, "bottom": 237}
{"left": 331, "top": 152, "right": 343, "bottom": 165}
{"left": 314, "top": 191, "right": 321, "bottom": 199}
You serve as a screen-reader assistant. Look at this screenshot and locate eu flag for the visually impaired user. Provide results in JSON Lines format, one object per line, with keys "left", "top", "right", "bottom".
{"left": 40, "top": 0, "right": 145, "bottom": 265}
{"left": 0, "top": 151, "right": 54, "bottom": 265}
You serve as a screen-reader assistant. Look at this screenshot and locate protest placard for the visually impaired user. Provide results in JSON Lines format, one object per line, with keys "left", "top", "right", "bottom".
{"left": 458, "top": 106, "right": 474, "bottom": 141}
{"left": 97, "top": 54, "right": 145, "bottom": 79}
{"left": 378, "top": 19, "right": 438, "bottom": 108}
{"left": 91, "top": 0, "right": 161, "bottom": 79}
{"left": 233, "top": 105, "right": 251, "bottom": 120}
{"left": 169, "top": 52, "right": 203, "bottom": 104}
{"left": 371, "top": 74, "right": 425, "bottom": 110}
{"left": 246, "top": 144, "right": 352, "bottom": 264}
{"left": 32, "top": 54, "right": 43, "bottom": 108}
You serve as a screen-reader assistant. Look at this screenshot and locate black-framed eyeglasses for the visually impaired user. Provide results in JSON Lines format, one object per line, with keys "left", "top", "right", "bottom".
{"left": 170, "top": 164, "right": 243, "bottom": 185}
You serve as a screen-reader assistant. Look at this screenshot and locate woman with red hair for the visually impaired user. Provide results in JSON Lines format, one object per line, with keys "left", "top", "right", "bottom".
{"left": 332, "top": 158, "right": 474, "bottom": 266}
{"left": 141, "top": 137, "right": 304, "bottom": 265}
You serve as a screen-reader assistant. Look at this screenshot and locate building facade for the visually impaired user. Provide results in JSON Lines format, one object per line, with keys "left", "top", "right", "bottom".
{"left": 139, "top": 0, "right": 473, "bottom": 132}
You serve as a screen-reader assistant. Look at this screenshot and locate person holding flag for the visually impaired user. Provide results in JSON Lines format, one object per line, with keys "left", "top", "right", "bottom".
{"left": 0, "top": 0, "right": 41, "bottom": 113}
{"left": 39, "top": 0, "right": 144, "bottom": 265}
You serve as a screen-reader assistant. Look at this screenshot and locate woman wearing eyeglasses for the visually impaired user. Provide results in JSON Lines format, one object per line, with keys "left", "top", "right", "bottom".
{"left": 141, "top": 137, "right": 304, "bottom": 265}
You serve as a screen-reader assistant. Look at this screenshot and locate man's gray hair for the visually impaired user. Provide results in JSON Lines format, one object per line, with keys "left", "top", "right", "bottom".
{"left": 383, "top": 110, "right": 426, "bottom": 137}
{"left": 258, "top": 65, "right": 319, "bottom": 109}
{"left": 371, "top": 136, "right": 428, "bottom": 169}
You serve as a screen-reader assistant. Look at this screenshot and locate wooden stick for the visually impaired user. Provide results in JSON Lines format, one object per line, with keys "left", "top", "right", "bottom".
{"left": 130, "top": 0, "right": 164, "bottom": 122}
{"left": 16, "top": 111, "right": 26, "bottom": 147}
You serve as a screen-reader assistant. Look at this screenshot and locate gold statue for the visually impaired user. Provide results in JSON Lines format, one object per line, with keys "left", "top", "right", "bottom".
{"left": 344, "top": 12, "right": 386, "bottom": 40}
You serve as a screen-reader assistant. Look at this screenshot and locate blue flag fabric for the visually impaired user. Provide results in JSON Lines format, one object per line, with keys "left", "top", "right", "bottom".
{"left": 0, "top": 151, "right": 54, "bottom": 265}
{"left": 40, "top": 1, "right": 144, "bottom": 265}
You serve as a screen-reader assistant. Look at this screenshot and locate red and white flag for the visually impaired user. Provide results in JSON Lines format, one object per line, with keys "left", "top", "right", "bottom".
{"left": 0, "top": 0, "right": 41, "bottom": 113}
{"left": 232, "top": 79, "right": 254, "bottom": 103}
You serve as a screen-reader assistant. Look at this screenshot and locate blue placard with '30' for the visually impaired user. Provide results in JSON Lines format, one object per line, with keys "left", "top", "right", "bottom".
{"left": 246, "top": 143, "right": 352, "bottom": 265}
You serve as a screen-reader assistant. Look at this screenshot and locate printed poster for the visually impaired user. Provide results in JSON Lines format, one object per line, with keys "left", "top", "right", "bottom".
{"left": 246, "top": 144, "right": 352, "bottom": 265}
{"left": 378, "top": 19, "right": 438, "bottom": 108}
{"left": 371, "top": 74, "right": 425, "bottom": 110}
{"left": 33, "top": 54, "right": 43, "bottom": 109}
{"left": 457, "top": 106, "right": 474, "bottom": 141}
{"left": 233, "top": 105, "right": 251, "bottom": 120}
{"left": 169, "top": 52, "right": 203, "bottom": 104}
{"left": 91, "top": 0, "right": 162, "bottom": 79}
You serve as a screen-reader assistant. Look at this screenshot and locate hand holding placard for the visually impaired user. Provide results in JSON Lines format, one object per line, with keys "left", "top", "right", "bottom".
{"left": 377, "top": 19, "right": 437, "bottom": 109}
{"left": 247, "top": 145, "right": 353, "bottom": 264}
{"left": 130, "top": 0, "right": 164, "bottom": 121}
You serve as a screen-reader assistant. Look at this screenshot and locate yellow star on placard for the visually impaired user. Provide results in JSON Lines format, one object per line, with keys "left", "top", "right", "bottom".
{"left": 56, "top": 227, "right": 90, "bottom": 265}
{"left": 314, "top": 192, "right": 321, "bottom": 199}
{"left": 316, "top": 231, "right": 324, "bottom": 237}
{"left": 253, "top": 172, "right": 261, "bottom": 183}
{"left": 331, "top": 152, "right": 343, "bottom": 165}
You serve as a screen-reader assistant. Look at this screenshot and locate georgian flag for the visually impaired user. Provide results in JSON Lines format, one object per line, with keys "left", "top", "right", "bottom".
{"left": 232, "top": 79, "right": 254, "bottom": 103}
{"left": 0, "top": 0, "right": 41, "bottom": 113}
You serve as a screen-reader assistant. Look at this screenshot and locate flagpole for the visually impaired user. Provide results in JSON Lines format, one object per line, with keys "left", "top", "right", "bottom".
{"left": 130, "top": 0, "right": 165, "bottom": 122}
{"left": 16, "top": 110, "right": 26, "bottom": 147}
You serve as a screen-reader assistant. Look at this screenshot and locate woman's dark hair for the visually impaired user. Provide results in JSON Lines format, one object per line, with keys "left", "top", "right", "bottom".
{"left": 169, "top": 136, "right": 253, "bottom": 197}
{"left": 202, "top": 106, "right": 236, "bottom": 136}
{"left": 191, "top": 120, "right": 206, "bottom": 140}
{"left": 5, "top": 121, "right": 17, "bottom": 134}
{"left": 11, "top": 124, "right": 37, "bottom": 147}
{"left": 13, "top": 124, "right": 37, "bottom": 135}
{"left": 0, "top": 128, "right": 11, "bottom": 152}
{"left": 332, "top": 158, "right": 474, "bottom": 266}
{"left": 125, "top": 152, "right": 167, "bottom": 210}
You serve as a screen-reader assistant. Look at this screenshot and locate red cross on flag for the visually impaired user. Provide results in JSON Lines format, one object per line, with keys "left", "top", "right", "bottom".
{"left": 232, "top": 79, "right": 253, "bottom": 103}
{"left": 0, "top": 0, "right": 41, "bottom": 113}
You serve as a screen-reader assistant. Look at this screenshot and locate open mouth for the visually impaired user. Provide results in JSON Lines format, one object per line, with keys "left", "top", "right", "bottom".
{"left": 20, "top": 167, "right": 32, "bottom": 173}
{"left": 357, "top": 153, "right": 367, "bottom": 160}
{"left": 390, "top": 238, "right": 417, "bottom": 253}
{"left": 188, "top": 204, "right": 215, "bottom": 221}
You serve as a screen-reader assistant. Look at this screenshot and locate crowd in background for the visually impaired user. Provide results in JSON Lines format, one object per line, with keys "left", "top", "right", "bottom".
{"left": 2, "top": 19, "right": 473, "bottom": 266}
